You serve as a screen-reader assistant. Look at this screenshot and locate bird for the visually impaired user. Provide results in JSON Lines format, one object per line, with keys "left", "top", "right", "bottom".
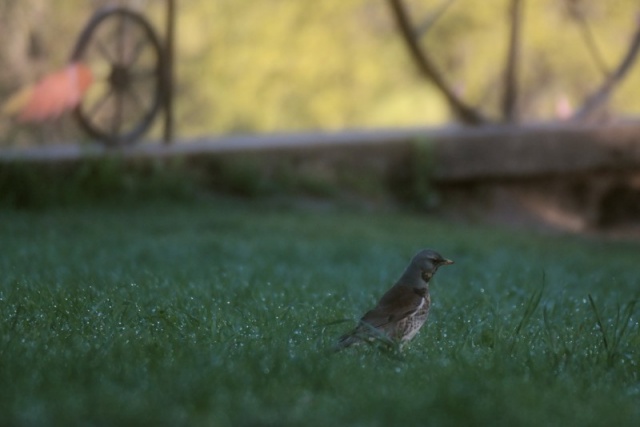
{"left": 336, "top": 249, "right": 453, "bottom": 350}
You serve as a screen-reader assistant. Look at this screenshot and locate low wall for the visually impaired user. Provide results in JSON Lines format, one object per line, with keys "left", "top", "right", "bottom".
{"left": 2, "top": 123, "right": 640, "bottom": 231}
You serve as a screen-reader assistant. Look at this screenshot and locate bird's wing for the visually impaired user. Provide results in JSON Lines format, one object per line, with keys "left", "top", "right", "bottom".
{"left": 360, "top": 285, "right": 424, "bottom": 328}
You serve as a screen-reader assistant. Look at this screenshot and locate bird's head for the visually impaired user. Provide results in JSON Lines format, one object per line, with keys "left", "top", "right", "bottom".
{"left": 410, "top": 249, "right": 454, "bottom": 283}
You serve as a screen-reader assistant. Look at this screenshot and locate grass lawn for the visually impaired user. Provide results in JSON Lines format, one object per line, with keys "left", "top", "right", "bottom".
{"left": 1, "top": 199, "right": 639, "bottom": 426}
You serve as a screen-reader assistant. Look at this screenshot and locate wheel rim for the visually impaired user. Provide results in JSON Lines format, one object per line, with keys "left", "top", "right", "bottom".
{"left": 71, "top": 7, "right": 165, "bottom": 146}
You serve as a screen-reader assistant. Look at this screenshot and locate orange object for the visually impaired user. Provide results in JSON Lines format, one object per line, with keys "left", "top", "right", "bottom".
{"left": 1, "top": 62, "right": 93, "bottom": 123}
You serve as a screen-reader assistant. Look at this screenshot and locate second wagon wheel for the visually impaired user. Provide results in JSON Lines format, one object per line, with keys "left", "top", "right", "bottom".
{"left": 70, "top": 7, "right": 165, "bottom": 146}
{"left": 387, "top": 0, "right": 487, "bottom": 124}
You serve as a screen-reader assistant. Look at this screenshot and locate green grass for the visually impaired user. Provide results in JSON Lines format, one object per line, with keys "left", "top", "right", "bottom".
{"left": 1, "top": 199, "right": 639, "bottom": 426}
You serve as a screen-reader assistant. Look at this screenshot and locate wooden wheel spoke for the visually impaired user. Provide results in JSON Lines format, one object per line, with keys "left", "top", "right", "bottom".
{"left": 126, "top": 37, "right": 150, "bottom": 67}
{"left": 116, "top": 14, "right": 130, "bottom": 65}
{"left": 95, "top": 38, "right": 116, "bottom": 63}
{"left": 128, "top": 67, "right": 158, "bottom": 81}
{"left": 87, "top": 86, "right": 115, "bottom": 119}
{"left": 575, "top": 15, "right": 610, "bottom": 77}
{"left": 573, "top": 22, "right": 640, "bottom": 120}
{"left": 124, "top": 86, "right": 146, "bottom": 112}
{"left": 112, "top": 92, "right": 125, "bottom": 134}
{"left": 413, "top": 0, "right": 458, "bottom": 38}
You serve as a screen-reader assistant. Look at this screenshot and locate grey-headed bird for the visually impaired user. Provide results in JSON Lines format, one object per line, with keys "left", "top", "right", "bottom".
{"left": 336, "top": 249, "right": 453, "bottom": 349}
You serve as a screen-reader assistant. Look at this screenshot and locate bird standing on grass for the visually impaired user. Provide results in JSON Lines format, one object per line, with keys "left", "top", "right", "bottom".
{"left": 336, "top": 249, "right": 453, "bottom": 350}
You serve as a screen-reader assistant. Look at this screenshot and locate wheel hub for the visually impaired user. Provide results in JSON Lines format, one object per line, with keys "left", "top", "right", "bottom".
{"left": 109, "top": 64, "right": 131, "bottom": 91}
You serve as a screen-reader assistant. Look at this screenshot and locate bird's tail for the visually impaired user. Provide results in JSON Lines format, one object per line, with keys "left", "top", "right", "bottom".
{"left": 333, "top": 322, "right": 397, "bottom": 352}
{"left": 333, "top": 333, "right": 361, "bottom": 352}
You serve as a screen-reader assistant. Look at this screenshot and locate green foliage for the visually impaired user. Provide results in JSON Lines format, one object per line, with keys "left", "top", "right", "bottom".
{"left": 1, "top": 201, "right": 640, "bottom": 426}
{"left": 0, "top": 158, "right": 199, "bottom": 208}
{"left": 388, "top": 139, "right": 439, "bottom": 210}
{"left": 0, "top": 154, "right": 399, "bottom": 209}
{"left": 200, "top": 155, "right": 338, "bottom": 199}
{"left": 174, "top": 0, "right": 447, "bottom": 134}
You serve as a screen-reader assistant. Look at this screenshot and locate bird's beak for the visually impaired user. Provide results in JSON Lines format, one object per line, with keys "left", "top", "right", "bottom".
{"left": 442, "top": 259, "right": 454, "bottom": 265}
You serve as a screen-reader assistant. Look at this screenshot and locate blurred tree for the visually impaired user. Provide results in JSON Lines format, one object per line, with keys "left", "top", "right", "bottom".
{"left": 174, "top": 0, "right": 448, "bottom": 135}
{"left": 0, "top": 0, "right": 47, "bottom": 85}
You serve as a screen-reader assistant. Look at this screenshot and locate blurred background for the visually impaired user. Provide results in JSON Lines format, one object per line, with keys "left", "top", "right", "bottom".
{"left": 1, "top": 0, "right": 639, "bottom": 145}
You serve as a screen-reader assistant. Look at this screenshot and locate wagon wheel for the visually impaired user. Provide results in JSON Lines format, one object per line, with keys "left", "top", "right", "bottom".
{"left": 387, "top": 0, "right": 487, "bottom": 124}
{"left": 70, "top": 7, "right": 165, "bottom": 146}
{"left": 387, "top": 0, "right": 640, "bottom": 124}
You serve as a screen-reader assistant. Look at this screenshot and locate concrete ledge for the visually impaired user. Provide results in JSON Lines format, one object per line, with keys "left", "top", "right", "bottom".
{"left": 432, "top": 123, "right": 640, "bottom": 181}
{"left": 0, "top": 127, "right": 424, "bottom": 162}
{"left": 3, "top": 123, "right": 640, "bottom": 183}
{"left": 2, "top": 123, "right": 640, "bottom": 231}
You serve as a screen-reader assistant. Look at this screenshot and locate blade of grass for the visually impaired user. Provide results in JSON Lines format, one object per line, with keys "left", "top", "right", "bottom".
{"left": 611, "top": 299, "right": 637, "bottom": 354}
{"left": 588, "top": 294, "right": 609, "bottom": 355}
{"left": 514, "top": 274, "right": 545, "bottom": 337}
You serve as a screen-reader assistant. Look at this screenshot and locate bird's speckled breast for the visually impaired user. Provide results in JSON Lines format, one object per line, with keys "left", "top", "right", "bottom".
{"left": 394, "top": 291, "right": 431, "bottom": 342}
